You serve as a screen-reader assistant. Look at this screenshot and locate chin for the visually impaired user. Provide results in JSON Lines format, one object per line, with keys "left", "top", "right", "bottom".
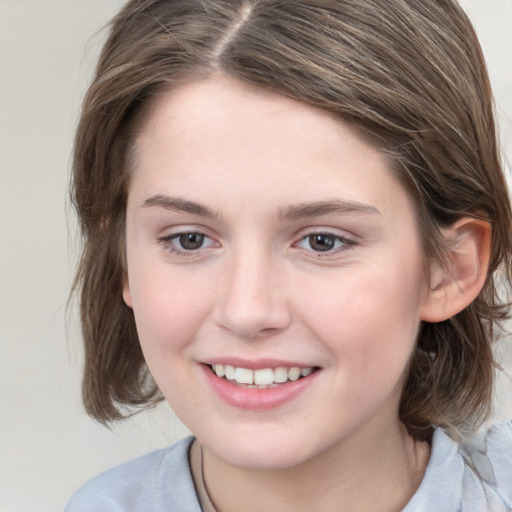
{"left": 201, "top": 426, "right": 325, "bottom": 471}
{"left": 218, "top": 444, "right": 306, "bottom": 471}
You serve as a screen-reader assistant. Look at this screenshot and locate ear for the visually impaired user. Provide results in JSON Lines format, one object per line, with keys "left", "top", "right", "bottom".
{"left": 122, "top": 272, "right": 133, "bottom": 308}
{"left": 420, "top": 217, "right": 491, "bottom": 323}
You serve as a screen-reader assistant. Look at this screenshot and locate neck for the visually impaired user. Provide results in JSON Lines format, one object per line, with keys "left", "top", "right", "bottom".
{"left": 195, "top": 421, "right": 430, "bottom": 512}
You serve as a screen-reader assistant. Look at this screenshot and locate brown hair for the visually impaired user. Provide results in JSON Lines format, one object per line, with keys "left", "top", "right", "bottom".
{"left": 71, "top": 0, "right": 512, "bottom": 440}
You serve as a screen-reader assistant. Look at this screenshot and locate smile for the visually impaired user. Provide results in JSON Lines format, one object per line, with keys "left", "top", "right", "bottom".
{"left": 203, "top": 362, "right": 320, "bottom": 410}
{"left": 211, "top": 364, "right": 314, "bottom": 388}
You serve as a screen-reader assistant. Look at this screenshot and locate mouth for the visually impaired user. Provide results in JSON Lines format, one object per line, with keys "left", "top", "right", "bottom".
{"left": 202, "top": 361, "right": 321, "bottom": 410}
{"left": 208, "top": 363, "right": 317, "bottom": 389}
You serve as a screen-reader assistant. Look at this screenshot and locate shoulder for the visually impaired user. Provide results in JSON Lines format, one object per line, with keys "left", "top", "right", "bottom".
{"left": 404, "top": 420, "right": 512, "bottom": 512}
{"left": 458, "top": 420, "right": 512, "bottom": 511}
{"left": 65, "top": 436, "right": 202, "bottom": 512}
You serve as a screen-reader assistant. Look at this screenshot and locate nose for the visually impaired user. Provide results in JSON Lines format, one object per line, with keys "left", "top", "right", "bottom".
{"left": 213, "top": 247, "right": 292, "bottom": 339}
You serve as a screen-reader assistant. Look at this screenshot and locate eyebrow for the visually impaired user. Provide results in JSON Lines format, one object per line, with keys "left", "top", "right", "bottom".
{"left": 276, "top": 199, "right": 380, "bottom": 220}
{"left": 141, "top": 195, "right": 380, "bottom": 220}
{"left": 141, "top": 195, "right": 219, "bottom": 218}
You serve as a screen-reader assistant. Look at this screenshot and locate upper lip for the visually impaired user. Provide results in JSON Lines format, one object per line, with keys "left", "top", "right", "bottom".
{"left": 203, "top": 357, "right": 317, "bottom": 370}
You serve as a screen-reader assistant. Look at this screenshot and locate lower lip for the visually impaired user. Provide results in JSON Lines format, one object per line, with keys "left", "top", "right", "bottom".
{"left": 201, "top": 365, "right": 319, "bottom": 410}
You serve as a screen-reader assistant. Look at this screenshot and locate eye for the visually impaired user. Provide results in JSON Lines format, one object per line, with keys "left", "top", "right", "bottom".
{"left": 176, "top": 232, "right": 206, "bottom": 250}
{"left": 158, "top": 231, "right": 217, "bottom": 255}
{"left": 296, "top": 232, "right": 354, "bottom": 253}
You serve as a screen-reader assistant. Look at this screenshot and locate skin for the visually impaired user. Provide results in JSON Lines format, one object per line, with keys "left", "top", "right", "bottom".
{"left": 123, "top": 75, "right": 441, "bottom": 511}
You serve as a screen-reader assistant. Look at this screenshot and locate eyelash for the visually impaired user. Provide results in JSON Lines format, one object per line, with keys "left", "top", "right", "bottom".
{"left": 158, "top": 230, "right": 356, "bottom": 257}
{"left": 157, "top": 231, "right": 216, "bottom": 256}
{"left": 295, "top": 232, "right": 356, "bottom": 255}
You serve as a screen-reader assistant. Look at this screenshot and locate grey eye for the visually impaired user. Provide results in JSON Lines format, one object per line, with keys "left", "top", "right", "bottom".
{"left": 307, "top": 234, "right": 336, "bottom": 252}
{"left": 178, "top": 233, "right": 205, "bottom": 250}
{"left": 296, "top": 232, "right": 353, "bottom": 254}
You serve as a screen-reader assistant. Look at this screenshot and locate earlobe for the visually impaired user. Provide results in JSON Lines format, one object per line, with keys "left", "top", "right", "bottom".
{"left": 420, "top": 217, "right": 491, "bottom": 323}
{"left": 122, "top": 273, "right": 133, "bottom": 308}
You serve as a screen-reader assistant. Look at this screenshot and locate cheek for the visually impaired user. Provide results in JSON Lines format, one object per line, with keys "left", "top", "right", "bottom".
{"left": 127, "top": 264, "right": 216, "bottom": 357}
{"left": 298, "top": 261, "right": 423, "bottom": 371}
{"left": 127, "top": 266, "right": 216, "bottom": 415}
{"left": 297, "top": 275, "right": 422, "bottom": 420}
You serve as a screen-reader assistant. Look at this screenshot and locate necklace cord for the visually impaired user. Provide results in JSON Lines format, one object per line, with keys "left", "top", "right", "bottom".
{"left": 200, "top": 444, "right": 220, "bottom": 512}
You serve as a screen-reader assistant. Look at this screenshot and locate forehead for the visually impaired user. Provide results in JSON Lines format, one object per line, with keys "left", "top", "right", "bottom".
{"left": 130, "top": 75, "right": 413, "bottom": 224}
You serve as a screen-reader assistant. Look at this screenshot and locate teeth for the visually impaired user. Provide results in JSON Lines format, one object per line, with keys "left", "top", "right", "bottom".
{"left": 224, "top": 364, "right": 236, "bottom": 380}
{"left": 211, "top": 364, "right": 314, "bottom": 385}
{"left": 274, "top": 367, "right": 288, "bottom": 383}
{"left": 234, "top": 367, "right": 253, "bottom": 384}
{"left": 288, "top": 367, "right": 301, "bottom": 381}
{"left": 254, "top": 368, "right": 274, "bottom": 386}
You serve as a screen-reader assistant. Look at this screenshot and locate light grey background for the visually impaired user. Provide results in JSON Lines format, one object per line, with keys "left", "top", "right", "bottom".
{"left": 0, "top": 1, "right": 510, "bottom": 511}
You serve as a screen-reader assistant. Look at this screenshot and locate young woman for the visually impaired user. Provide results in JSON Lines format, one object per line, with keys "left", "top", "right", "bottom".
{"left": 66, "top": 1, "right": 512, "bottom": 510}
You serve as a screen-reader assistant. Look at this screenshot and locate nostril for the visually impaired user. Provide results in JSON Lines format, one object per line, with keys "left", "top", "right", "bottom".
{"left": 212, "top": 263, "right": 292, "bottom": 338}
{"left": 214, "top": 306, "right": 291, "bottom": 339}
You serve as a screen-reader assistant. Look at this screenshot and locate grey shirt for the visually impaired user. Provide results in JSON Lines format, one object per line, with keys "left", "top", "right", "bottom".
{"left": 66, "top": 421, "right": 512, "bottom": 512}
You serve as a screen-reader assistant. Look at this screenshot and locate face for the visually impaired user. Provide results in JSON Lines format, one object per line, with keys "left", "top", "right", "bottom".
{"left": 123, "top": 75, "right": 432, "bottom": 470}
